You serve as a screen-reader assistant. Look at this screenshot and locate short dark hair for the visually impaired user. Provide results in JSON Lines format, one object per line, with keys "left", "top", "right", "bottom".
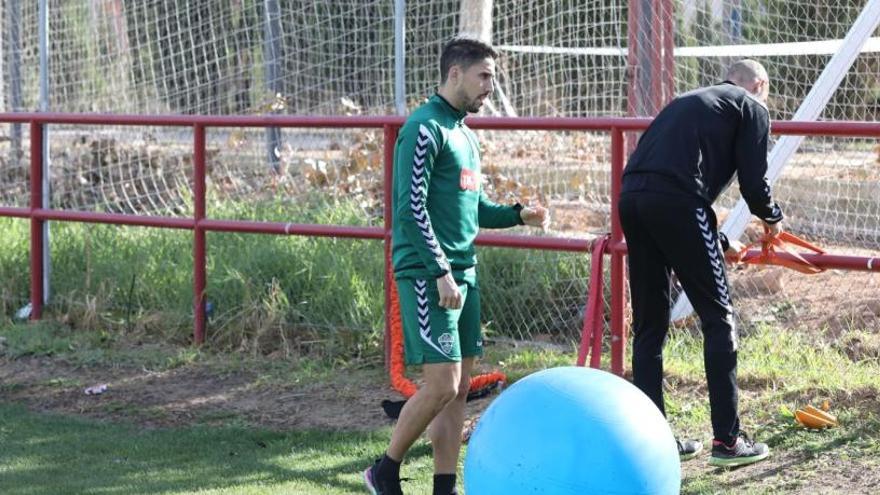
{"left": 439, "top": 37, "right": 498, "bottom": 83}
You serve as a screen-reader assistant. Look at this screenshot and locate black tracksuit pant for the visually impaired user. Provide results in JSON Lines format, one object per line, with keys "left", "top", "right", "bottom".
{"left": 619, "top": 190, "right": 740, "bottom": 444}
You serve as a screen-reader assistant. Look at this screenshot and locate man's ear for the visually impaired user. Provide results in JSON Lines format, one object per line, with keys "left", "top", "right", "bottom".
{"left": 447, "top": 65, "right": 460, "bottom": 84}
{"left": 747, "top": 78, "right": 762, "bottom": 97}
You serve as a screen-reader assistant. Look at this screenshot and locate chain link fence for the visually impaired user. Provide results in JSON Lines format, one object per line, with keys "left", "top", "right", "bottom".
{"left": 1, "top": 0, "right": 878, "bottom": 357}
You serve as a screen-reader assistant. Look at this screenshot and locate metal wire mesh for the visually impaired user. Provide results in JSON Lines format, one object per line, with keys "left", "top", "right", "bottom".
{"left": 0, "top": 0, "right": 877, "bottom": 353}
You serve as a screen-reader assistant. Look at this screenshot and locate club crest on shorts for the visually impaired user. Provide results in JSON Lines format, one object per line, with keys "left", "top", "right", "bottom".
{"left": 438, "top": 332, "right": 456, "bottom": 354}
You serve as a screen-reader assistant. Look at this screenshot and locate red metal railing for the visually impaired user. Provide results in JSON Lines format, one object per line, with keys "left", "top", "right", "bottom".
{"left": 1, "top": 113, "right": 879, "bottom": 375}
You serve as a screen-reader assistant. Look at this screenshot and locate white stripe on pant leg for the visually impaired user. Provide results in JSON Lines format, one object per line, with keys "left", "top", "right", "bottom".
{"left": 415, "top": 279, "right": 451, "bottom": 358}
{"left": 695, "top": 208, "right": 737, "bottom": 349}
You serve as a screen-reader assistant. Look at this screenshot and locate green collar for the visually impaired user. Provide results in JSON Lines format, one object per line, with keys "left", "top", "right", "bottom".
{"left": 431, "top": 94, "right": 468, "bottom": 122}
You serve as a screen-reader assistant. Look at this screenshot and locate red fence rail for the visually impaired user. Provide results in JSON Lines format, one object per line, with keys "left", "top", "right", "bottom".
{"left": 1, "top": 113, "right": 879, "bottom": 375}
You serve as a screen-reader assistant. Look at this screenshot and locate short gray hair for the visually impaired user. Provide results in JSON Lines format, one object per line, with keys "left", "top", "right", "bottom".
{"left": 725, "top": 59, "right": 769, "bottom": 85}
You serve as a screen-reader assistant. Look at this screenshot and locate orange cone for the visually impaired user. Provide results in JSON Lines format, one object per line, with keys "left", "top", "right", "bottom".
{"left": 795, "top": 406, "right": 837, "bottom": 429}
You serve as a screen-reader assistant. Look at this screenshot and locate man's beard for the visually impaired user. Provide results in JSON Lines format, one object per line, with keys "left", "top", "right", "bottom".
{"left": 464, "top": 94, "right": 487, "bottom": 113}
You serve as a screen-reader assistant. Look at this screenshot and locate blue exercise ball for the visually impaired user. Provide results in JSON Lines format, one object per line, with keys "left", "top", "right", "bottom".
{"left": 464, "top": 366, "right": 680, "bottom": 494}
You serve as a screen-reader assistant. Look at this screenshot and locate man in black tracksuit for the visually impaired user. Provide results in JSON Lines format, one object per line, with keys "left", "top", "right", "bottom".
{"left": 619, "top": 60, "right": 783, "bottom": 468}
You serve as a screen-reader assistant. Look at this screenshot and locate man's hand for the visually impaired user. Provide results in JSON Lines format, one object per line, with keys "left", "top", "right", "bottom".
{"left": 520, "top": 205, "right": 551, "bottom": 231}
{"left": 725, "top": 239, "right": 746, "bottom": 259}
{"left": 763, "top": 220, "right": 783, "bottom": 236}
{"left": 436, "top": 273, "right": 462, "bottom": 309}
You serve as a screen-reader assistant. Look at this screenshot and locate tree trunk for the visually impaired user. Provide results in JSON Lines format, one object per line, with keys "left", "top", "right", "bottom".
{"left": 459, "top": 0, "right": 493, "bottom": 42}
{"left": 0, "top": 0, "right": 4, "bottom": 112}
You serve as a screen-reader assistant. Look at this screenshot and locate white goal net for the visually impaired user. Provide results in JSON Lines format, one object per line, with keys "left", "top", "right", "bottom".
{"left": 1, "top": 0, "right": 878, "bottom": 339}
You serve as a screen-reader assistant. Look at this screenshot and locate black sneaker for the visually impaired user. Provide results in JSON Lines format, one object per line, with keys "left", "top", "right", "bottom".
{"left": 709, "top": 432, "right": 770, "bottom": 468}
{"left": 362, "top": 459, "right": 403, "bottom": 495}
{"left": 677, "top": 438, "right": 703, "bottom": 461}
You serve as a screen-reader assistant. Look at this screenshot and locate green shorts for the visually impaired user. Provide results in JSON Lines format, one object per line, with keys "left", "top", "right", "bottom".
{"left": 396, "top": 276, "right": 482, "bottom": 365}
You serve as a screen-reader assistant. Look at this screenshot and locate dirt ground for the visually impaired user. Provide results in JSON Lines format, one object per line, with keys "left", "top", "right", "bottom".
{"left": 2, "top": 352, "right": 879, "bottom": 494}
{"left": 2, "top": 139, "right": 879, "bottom": 492}
{"left": 0, "top": 354, "right": 407, "bottom": 431}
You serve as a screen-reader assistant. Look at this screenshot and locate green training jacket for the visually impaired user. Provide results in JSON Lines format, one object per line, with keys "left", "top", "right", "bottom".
{"left": 392, "top": 94, "right": 523, "bottom": 281}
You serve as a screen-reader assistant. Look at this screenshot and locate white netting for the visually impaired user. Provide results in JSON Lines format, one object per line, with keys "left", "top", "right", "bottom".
{"left": 494, "top": 0, "right": 630, "bottom": 116}
{"left": 0, "top": 0, "right": 878, "bottom": 339}
{"left": 0, "top": 1, "right": 876, "bottom": 117}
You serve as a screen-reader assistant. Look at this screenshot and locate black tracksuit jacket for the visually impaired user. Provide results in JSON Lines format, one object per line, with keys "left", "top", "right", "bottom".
{"left": 618, "top": 81, "right": 784, "bottom": 443}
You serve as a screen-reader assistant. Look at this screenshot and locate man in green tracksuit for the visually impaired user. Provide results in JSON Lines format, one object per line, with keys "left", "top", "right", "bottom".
{"left": 363, "top": 37, "right": 549, "bottom": 495}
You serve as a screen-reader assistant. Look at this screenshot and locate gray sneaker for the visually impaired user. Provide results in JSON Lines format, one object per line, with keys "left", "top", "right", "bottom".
{"left": 709, "top": 432, "right": 770, "bottom": 468}
{"left": 677, "top": 438, "right": 703, "bottom": 461}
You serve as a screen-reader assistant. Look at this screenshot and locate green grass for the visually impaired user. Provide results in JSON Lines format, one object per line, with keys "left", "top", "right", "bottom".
{"left": 2, "top": 320, "right": 880, "bottom": 493}
{"left": 662, "top": 324, "right": 880, "bottom": 435}
{"left": 2, "top": 193, "right": 879, "bottom": 493}
{"left": 0, "top": 198, "right": 388, "bottom": 353}
{"left": 659, "top": 325, "right": 880, "bottom": 494}
{"left": 0, "top": 321, "right": 371, "bottom": 383}
{"left": 483, "top": 344, "right": 577, "bottom": 382}
{"left": 0, "top": 403, "right": 441, "bottom": 495}
{"left": 0, "top": 198, "right": 588, "bottom": 357}
{"left": 478, "top": 324, "right": 880, "bottom": 494}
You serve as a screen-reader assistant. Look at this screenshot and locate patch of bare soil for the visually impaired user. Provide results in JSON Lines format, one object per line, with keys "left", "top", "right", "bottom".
{"left": 731, "top": 254, "right": 880, "bottom": 338}
{"left": 550, "top": 202, "right": 609, "bottom": 235}
{"left": 0, "top": 355, "right": 496, "bottom": 434}
{"left": 2, "top": 355, "right": 879, "bottom": 493}
{"left": 0, "top": 355, "right": 393, "bottom": 431}
{"left": 682, "top": 451, "right": 880, "bottom": 495}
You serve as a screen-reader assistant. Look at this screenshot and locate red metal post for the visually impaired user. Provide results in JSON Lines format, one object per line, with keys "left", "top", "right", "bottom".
{"left": 383, "top": 124, "right": 398, "bottom": 370}
{"left": 193, "top": 124, "right": 207, "bottom": 344}
{"left": 649, "top": 0, "right": 664, "bottom": 114}
{"left": 32, "top": 209, "right": 194, "bottom": 229}
{"left": 610, "top": 128, "right": 627, "bottom": 375}
{"left": 29, "top": 122, "right": 44, "bottom": 320}
{"left": 0, "top": 207, "right": 31, "bottom": 219}
{"left": 2, "top": 112, "right": 879, "bottom": 363}
{"left": 662, "top": 0, "right": 675, "bottom": 104}
{"left": 626, "top": 0, "right": 639, "bottom": 119}
{"left": 476, "top": 233, "right": 594, "bottom": 252}
{"left": 4, "top": 113, "right": 880, "bottom": 136}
